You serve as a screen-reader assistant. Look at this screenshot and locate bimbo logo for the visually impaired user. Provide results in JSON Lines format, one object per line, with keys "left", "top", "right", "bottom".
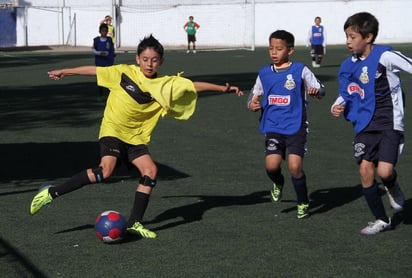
{"left": 347, "top": 82, "right": 365, "bottom": 99}
{"left": 268, "top": 95, "right": 290, "bottom": 106}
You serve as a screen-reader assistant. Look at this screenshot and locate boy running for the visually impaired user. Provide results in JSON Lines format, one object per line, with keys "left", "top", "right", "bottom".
{"left": 248, "top": 30, "right": 325, "bottom": 219}
{"left": 331, "top": 12, "right": 409, "bottom": 235}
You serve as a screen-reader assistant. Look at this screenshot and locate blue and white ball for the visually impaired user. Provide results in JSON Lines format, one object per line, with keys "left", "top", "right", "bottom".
{"left": 95, "top": 210, "right": 127, "bottom": 243}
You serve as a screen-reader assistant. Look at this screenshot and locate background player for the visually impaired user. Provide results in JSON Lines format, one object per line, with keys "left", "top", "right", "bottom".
{"left": 183, "top": 16, "right": 200, "bottom": 54}
{"left": 307, "top": 16, "right": 326, "bottom": 68}
{"left": 92, "top": 23, "right": 115, "bottom": 99}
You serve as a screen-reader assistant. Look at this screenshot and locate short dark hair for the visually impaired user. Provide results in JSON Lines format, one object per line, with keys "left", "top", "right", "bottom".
{"left": 344, "top": 12, "right": 379, "bottom": 43}
{"left": 99, "top": 23, "right": 108, "bottom": 32}
{"left": 137, "top": 34, "right": 164, "bottom": 58}
{"left": 269, "top": 30, "right": 294, "bottom": 48}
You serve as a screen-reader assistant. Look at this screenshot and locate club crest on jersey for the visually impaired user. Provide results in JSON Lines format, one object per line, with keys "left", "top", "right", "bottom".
{"left": 347, "top": 82, "right": 364, "bottom": 99}
{"left": 359, "top": 66, "right": 369, "bottom": 84}
{"left": 284, "top": 74, "right": 296, "bottom": 90}
{"left": 268, "top": 95, "right": 290, "bottom": 106}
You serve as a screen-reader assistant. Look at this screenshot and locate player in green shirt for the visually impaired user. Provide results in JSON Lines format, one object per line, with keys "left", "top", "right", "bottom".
{"left": 183, "top": 16, "right": 200, "bottom": 53}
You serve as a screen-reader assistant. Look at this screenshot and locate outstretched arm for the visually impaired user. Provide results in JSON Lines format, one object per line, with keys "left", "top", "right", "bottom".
{"left": 48, "top": 66, "right": 97, "bottom": 80}
{"left": 193, "top": 82, "right": 243, "bottom": 96}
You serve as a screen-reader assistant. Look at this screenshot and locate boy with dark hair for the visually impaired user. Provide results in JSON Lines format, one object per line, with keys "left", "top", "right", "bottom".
{"left": 92, "top": 23, "right": 115, "bottom": 98}
{"left": 331, "top": 12, "right": 410, "bottom": 235}
{"left": 100, "top": 15, "right": 115, "bottom": 46}
{"left": 183, "top": 16, "right": 200, "bottom": 54}
{"left": 248, "top": 30, "right": 325, "bottom": 219}
{"left": 30, "top": 34, "right": 243, "bottom": 239}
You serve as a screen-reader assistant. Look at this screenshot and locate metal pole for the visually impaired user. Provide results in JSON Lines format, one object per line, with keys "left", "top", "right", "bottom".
{"left": 24, "top": 6, "right": 28, "bottom": 46}
{"left": 251, "top": 0, "right": 255, "bottom": 51}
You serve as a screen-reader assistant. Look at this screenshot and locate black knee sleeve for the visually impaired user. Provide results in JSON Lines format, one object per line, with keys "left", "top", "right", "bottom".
{"left": 266, "top": 169, "right": 284, "bottom": 186}
{"left": 139, "top": 175, "right": 157, "bottom": 187}
{"left": 92, "top": 167, "right": 104, "bottom": 183}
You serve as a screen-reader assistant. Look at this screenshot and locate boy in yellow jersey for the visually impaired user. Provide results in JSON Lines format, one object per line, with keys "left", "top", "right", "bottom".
{"left": 30, "top": 34, "right": 243, "bottom": 239}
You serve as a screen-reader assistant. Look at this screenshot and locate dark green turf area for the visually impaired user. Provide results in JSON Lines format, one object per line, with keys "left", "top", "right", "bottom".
{"left": 1, "top": 45, "right": 412, "bottom": 277}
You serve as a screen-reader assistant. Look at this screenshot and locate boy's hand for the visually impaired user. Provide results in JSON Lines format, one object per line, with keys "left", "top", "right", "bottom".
{"left": 307, "top": 87, "right": 325, "bottom": 99}
{"left": 249, "top": 99, "right": 261, "bottom": 112}
{"left": 224, "top": 82, "right": 244, "bottom": 96}
{"left": 331, "top": 104, "right": 345, "bottom": 117}
{"left": 48, "top": 70, "right": 64, "bottom": 80}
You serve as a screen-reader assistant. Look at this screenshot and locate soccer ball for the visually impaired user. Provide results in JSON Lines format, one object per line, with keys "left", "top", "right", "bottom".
{"left": 95, "top": 210, "right": 127, "bottom": 243}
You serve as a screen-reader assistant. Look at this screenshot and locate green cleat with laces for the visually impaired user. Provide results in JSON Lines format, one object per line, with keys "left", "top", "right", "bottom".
{"left": 127, "top": 221, "right": 157, "bottom": 239}
{"left": 297, "top": 203, "right": 309, "bottom": 219}
{"left": 30, "top": 185, "right": 54, "bottom": 215}
{"left": 270, "top": 183, "right": 283, "bottom": 202}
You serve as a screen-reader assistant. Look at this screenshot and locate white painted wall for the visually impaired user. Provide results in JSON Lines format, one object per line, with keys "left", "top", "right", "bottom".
{"left": 14, "top": 0, "right": 412, "bottom": 48}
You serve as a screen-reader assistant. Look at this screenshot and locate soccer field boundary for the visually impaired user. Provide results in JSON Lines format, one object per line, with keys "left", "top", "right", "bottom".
{"left": 1, "top": 46, "right": 412, "bottom": 277}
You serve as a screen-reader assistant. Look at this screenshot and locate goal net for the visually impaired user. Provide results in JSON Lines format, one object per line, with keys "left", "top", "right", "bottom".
{"left": 119, "top": 0, "right": 255, "bottom": 50}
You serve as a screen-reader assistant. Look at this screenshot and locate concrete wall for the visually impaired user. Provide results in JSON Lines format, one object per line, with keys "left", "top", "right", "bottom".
{"left": 10, "top": 0, "right": 412, "bottom": 48}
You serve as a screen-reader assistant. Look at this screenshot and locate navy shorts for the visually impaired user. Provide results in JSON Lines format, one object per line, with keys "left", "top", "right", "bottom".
{"left": 99, "top": 136, "right": 150, "bottom": 165}
{"left": 352, "top": 130, "right": 404, "bottom": 165}
{"left": 264, "top": 124, "right": 308, "bottom": 159}
{"left": 311, "top": 44, "right": 324, "bottom": 56}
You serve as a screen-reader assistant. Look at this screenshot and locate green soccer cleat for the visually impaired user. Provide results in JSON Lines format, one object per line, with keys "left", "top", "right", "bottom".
{"left": 127, "top": 222, "right": 157, "bottom": 239}
{"left": 30, "top": 185, "right": 54, "bottom": 215}
{"left": 270, "top": 183, "right": 283, "bottom": 202}
{"left": 297, "top": 203, "right": 309, "bottom": 219}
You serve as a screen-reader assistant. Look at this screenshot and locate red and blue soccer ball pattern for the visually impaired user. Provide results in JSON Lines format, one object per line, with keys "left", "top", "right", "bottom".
{"left": 95, "top": 210, "right": 127, "bottom": 243}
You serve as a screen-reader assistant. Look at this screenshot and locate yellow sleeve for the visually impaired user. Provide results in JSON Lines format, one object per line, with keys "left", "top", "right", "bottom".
{"left": 143, "top": 74, "right": 198, "bottom": 120}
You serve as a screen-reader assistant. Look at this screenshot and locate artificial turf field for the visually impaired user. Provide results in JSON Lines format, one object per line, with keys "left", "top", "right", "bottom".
{"left": 0, "top": 44, "right": 412, "bottom": 277}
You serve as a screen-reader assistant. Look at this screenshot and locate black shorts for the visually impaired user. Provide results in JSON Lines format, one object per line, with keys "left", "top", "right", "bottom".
{"left": 99, "top": 136, "right": 150, "bottom": 165}
{"left": 311, "top": 44, "right": 324, "bottom": 56}
{"left": 264, "top": 124, "right": 308, "bottom": 159}
{"left": 187, "top": 34, "right": 196, "bottom": 42}
{"left": 352, "top": 130, "right": 404, "bottom": 165}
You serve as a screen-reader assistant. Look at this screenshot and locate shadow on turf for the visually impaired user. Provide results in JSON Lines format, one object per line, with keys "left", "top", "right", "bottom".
{"left": 0, "top": 237, "right": 47, "bottom": 277}
{"left": 0, "top": 51, "right": 95, "bottom": 68}
{"left": 51, "top": 192, "right": 411, "bottom": 241}
{"left": 279, "top": 184, "right": 364, "bottom": 215}
{"left": 54, "top": 224, "right": 144, "bottom": 244}
{"left": 280, "top": 184, "right": 412, "bottom": 229}
{"left": 145, "top": 191, "right": 270, "bottom": 231}
{"left": 0, "top": 142, "right": 190, "bottom": 184}
{"left": 308, "top": 184, "right": 364, "bottom": 215}
{"left": 392, "top": 199, "right": 412, "bottom": 227}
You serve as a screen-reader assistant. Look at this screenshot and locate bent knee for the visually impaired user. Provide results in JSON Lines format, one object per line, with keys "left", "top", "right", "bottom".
{"left": 141, "top": 165, "right": 158, "bottom": 180}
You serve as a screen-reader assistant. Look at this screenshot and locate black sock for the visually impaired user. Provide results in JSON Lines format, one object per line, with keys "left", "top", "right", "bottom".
{"left": 266, "top": 168, "right": 284, "bottom": 186}
{"left": 363, "top": 182, "right": 389, "bottom": 223}
{"left": 49, "top": 170, "right": 90, "bottom": 198}
{"left": 127, "top": 191, "right": 150, "bottom": 227}
{"left": 292, "top": 175, "right": 309, "bottom": 204}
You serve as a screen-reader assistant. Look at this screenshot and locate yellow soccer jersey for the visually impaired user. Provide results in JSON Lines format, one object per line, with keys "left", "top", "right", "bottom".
{"left": 96, "top": 65, "right": 197, "bottom": 145}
